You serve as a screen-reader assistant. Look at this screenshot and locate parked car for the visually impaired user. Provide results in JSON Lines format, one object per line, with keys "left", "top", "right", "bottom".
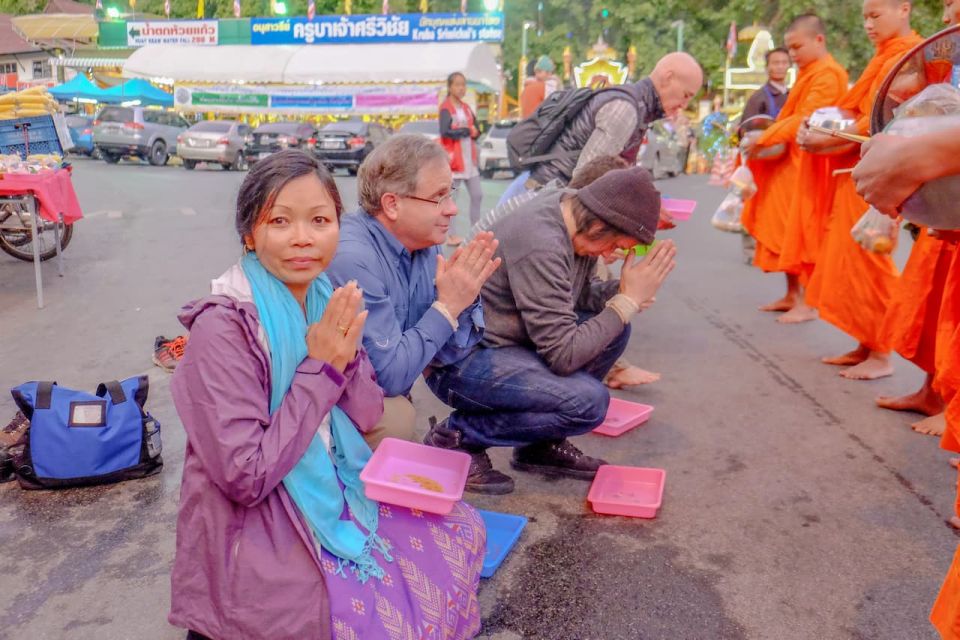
{"left": 478, "top": 119, "right": 517, "bottom": 178}
{"left": 397, "top": 119, "right": 440, "bottom": 141}
{"left": 244, "top": 122, "right": 317, "bottom": 166}
{"left": 313, "top": 120, "right": 391, "bottom": 175}
{"left": 65, "top": 114, "right": 97, "bottom": 158}
{"left": 639, "top": 118, "right": 694, "bottom": 180}
{"left": 177, "top": 120, "right": 252, "bottom": 171}
{"left": 93, "top": 106, "right": 190, "bottom": 166}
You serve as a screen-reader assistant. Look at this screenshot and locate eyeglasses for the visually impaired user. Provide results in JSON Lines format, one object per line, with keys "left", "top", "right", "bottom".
{"left": 400, "top": 187, "right": 458, "bottom": 211}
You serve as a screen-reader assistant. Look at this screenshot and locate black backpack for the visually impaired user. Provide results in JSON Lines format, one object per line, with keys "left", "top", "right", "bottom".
{"left": 506, "top": 86, "right": 640, "bottom": 171}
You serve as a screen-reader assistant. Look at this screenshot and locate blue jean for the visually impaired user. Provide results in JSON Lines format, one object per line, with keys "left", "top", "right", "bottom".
{"left": 426, "top": 314, "right": 630, "bottom": 450}
{"left": 497, "top": 170, "right": 531, "bottom": 206}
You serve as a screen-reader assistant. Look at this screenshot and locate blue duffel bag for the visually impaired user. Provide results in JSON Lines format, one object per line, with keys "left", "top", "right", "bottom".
{"left": 9, "top": 376, "right": 162, "bottom": 489}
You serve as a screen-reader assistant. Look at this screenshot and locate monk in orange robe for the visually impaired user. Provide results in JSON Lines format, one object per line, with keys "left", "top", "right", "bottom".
{"left": 799, "top": 0, "right": 922, "bottom": 380}
{"left": 876, "top": 231, "right": 955, "bottom": 432}
{"left": 740, "top": 14, "right": 849, "bottom": 317}
{"left": 873, "top": 0, "right": 960, "bottom": 434}
{"left": 851, "top": 47, "right": 960, "bottom": 631}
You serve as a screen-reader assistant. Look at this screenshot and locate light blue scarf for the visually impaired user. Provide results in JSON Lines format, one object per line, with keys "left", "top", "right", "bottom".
{"left": 241, "top": 253, "right": 391, "bottom": 583}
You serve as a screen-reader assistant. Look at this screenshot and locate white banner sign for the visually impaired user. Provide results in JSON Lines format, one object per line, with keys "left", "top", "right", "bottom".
{"left": 174, "top": 83, "right": 443, "bottom": 115}
{"left": 127, "top": 21, "right": 219, "bottom": 47}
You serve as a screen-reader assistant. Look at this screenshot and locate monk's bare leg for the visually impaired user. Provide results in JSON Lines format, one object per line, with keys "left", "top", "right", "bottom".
{"left": 778, "top": 281, "right": 818, "bottom": 324}
{"left": 839, "top": 350, "right": 894, "bottom": 380}
{"left": 877, "top": 373, "right": 944, "bottom": 415}
{"left": 911, "top": 413, "right": 946, "bottom": 436}
{"left": 822, "top": 343, "right": 870, "bottom": 366}
{"left": 759, "top": 274, "right": 799, "bottom": 312}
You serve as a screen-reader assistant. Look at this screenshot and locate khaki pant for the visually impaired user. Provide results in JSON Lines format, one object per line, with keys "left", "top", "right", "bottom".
{"left": 362, "top": 395, "right": 417, "bottom": 450}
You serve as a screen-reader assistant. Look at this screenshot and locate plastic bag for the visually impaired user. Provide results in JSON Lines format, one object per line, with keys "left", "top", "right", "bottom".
{"left": 893, "top": 82, "right": 960, "bottom": 119}
{"left": 729, "top": 165, "right": 757, "bottom": 200}
{"left": 851, "top": 207, "right": 898, "bottom": 254}
{"left": 711, "top": 192, "right": 744, "bottom": 233}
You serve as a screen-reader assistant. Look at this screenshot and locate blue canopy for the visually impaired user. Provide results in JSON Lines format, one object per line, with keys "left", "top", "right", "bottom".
{"left": 101, "top": 79, "right": 173, "bottom": 107}
{"left": 48, "top": 74, "right": 109, "bottom": 102}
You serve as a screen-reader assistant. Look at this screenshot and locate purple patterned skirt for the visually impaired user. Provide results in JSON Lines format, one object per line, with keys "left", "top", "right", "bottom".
{"left": 323, "top": 501, "right": 485, "bottom": 640}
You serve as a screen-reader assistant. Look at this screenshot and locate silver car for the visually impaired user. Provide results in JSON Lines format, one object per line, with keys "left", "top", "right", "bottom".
{"left": 93, "top": 106, "right": 191, "bottom": 166}
{"left": 178, "top": 120, "right": 252, "bottom": 171}
{"left": 479, "top": 120, "right": 517, "bottom": 178}
{"left": 397, "top": 120, "right": 439, "bottom": 141}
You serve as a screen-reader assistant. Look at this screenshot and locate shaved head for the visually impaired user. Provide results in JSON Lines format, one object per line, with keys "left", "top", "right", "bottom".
{"left": 650, "top": 52, "right": 704, "bottom": 117}
{"left": 787, "top": 13, "right": 827, "bottom": 37}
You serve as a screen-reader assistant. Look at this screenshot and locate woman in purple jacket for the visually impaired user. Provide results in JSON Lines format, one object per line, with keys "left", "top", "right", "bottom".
{"left": 169, "top": 149, "right": 485, "bottom": 640}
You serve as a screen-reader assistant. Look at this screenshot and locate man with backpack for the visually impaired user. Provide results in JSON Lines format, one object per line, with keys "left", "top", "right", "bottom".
{"left": 501, "top": 51, "right": 703, "bottom": 204}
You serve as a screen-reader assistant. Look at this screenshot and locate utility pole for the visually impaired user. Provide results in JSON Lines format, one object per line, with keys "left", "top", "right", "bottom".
{"left": 670, "top": 20, "right": 685, "bottom": 52}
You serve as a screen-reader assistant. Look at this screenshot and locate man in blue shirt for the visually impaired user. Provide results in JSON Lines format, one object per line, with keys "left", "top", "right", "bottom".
{"left": 326, "top": 134, "right": 509, "bottom": 492}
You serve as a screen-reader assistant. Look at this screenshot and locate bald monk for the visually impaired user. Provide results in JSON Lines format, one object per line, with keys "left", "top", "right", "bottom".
{"left": 852, "top": 119, "right": 960, "bottom": 637}
{"left": 874, "top": 0, "right": 960, "bottom": 435}
{"left": 798, "top": 0, "right": 922, "bottom": 380}
{"left": 739, "top": 14, "right": 848, "bottom": 318}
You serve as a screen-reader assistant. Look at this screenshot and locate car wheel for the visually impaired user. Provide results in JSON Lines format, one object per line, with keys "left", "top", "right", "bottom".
{"left": 101, "top": 151, "right": 120, "bottom": 164}
{"left": 480, "top": 169, "right": 494, "bottom": 179}
{"left": 90, "top": 147, "right": 102, "bottom": 160}
{"left": 183, "top": 159, "right": 197, "bottom": 170}
{"left": 231, "top": 154, "right": 247, "bottom": 171}
{"left": 347, "top": 166, "right": 358, "bottom": 176}
{"left": 149, "top": 140, "right": 168, "bottom": 166}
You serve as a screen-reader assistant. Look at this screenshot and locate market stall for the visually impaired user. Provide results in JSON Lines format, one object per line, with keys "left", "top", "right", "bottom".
{"left": 0, "top": 88, "right": 83, "bottom": 309}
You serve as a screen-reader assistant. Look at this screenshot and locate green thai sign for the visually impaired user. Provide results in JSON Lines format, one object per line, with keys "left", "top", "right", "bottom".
{"left": 189, "top": 91, "right": 268, "bottom": 107}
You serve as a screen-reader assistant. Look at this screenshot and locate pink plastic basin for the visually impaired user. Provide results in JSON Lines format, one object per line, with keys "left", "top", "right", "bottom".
{"left": 662, "top": 197, "right": 697, "bottom": 221}
{"left": 588, "top": 465, "right": 666, "bottom": 518}
{"left": 360, "top": 438, "right": 470, "bottom": 515}
{"left": 593, "top": 398, "right": 654, "bottom": 437}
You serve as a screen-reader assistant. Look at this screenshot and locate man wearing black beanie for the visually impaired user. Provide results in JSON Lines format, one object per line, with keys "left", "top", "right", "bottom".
{"left": 423, "top": 166, "right": 677, "bottom": 493}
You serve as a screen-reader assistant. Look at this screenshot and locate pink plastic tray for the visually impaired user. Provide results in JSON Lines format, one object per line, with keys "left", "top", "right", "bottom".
{"left": 662, "top": 197, "right": 697, "bottom": 221}
{"left": 588, "top": 465, "right": 666, "bottom": 518}
{"left": 360, "top": 438, "right": 470, "bottom": 515}
{"left": 593, "top": 398, "right": 654, "bottom": 437}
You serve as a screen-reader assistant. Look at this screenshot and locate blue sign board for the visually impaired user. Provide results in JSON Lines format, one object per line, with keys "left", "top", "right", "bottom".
{"left": 251, "top": 12, "right": 504, "bottom": 45}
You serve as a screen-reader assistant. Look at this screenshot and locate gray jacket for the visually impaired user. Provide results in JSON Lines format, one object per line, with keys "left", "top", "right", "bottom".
{"left": 531, "top": 77, "right": 665, "bottom": 185}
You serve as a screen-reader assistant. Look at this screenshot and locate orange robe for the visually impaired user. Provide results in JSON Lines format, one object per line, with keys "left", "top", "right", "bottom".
{"left": 805, "top": 33, "right": 924, "bottom": 351}
{"left": 877, "top": 232, "right": 956, "bottom": 373}
{"left": 741, "top": 55, "right": 849, "bottom": 274}
{"left": 777, "top": 57, "right": 850, "bottom": 284}
{"left": 930, "top": 249, "right": 960, "bottom": 640}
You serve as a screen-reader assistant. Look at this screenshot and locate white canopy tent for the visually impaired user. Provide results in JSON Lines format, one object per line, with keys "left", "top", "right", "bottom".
{"left": 122, "top": 42, "right": 501, "bottom": 91}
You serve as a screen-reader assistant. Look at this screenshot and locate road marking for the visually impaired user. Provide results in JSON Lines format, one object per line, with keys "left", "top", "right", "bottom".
{"left": 180, "top": 207, "right": 197, "bottom": 216}
{"left": 106, "top": 210, "right": 123, "bottom": 219}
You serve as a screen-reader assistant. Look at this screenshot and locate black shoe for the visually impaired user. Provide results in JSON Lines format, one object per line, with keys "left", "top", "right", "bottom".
{"left": 464, "top": 450, "right": 515, "bottom": 495}
{"left": 423, "top": 417, "right": 514, "bottom": 495}
{"left": 511, "top": 439, "right": 606, "bottom": 480}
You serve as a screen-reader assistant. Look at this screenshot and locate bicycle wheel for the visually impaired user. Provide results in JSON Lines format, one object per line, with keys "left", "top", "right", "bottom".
{"left": 0, "top": 213, "right": 74, "bottom": 262}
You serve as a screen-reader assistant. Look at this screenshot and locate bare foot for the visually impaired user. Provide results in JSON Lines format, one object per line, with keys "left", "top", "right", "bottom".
{"left": 822, "top": 345, "right": 870, "bottom": 366}
{"left": 777, "top": 303, "right": 818, "bottom": 324}
{"left": 911, "top": 413, "right": 946, "bottom": 437}
{"left": 876, "top": 387, "right": 944, "bottom": 416}
{"left": 950, "top": 516, "right": 960, "bottom": 530}
{"left": 949, "top": 457, "right": 959, "bottom": 470}
{"left": 839, "top": 354, "right": 893, "bottom": 380}
{"left": 759, "top": 296, "right": 796, "bottom": 312}
{"left": 605, "top": 365, "right": 661, "bottom": 389}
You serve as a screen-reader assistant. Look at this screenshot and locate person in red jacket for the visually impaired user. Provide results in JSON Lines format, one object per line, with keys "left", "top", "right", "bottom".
{"left": 439, "top": 71, "right": 483, "bottom": 246}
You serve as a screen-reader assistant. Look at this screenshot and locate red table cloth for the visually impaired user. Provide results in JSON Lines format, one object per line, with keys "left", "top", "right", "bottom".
{"left": 0, "top": 168, "right": 83, "bottom": 224}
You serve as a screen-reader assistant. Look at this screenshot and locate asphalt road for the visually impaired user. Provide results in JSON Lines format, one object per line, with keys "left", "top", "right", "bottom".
{"left": 0, "top": 156, "right": 956, "bottom": 640}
